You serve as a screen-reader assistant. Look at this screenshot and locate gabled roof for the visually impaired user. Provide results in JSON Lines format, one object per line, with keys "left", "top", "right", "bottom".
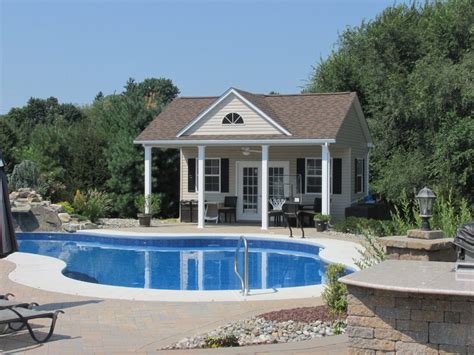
{"left": 135, "top": 88, "right": 368, "bottom": 143}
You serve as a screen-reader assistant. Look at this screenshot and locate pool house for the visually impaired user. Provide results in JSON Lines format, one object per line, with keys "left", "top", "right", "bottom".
{"left": 134, "top": 88, "right": 373, "bottom": 229}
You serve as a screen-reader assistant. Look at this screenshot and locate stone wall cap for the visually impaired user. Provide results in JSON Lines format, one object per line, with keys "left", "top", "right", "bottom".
{"left": 380, "top": 236, "right": 454, "bottom": 250}
{"left": 339, "top": 260, "right": 474, "bottom": 297}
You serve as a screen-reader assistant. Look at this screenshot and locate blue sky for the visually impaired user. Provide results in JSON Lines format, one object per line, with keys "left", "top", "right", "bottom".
{"left": 1, "top": 0, "right": 407, "bottom": 113}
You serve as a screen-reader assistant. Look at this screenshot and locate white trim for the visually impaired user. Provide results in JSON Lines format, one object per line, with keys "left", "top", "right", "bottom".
{"left": 175, "top": 88, "right": 292, "bottom": 137}
{"left": 134, "top": 138, "right": 336, "bottom": 147}
{"left": 261, "top": 145, "right": 269, "bottom": 230}
{"left": 197, "top": 146, "right": 205, "bottom": 228}
{"left": 321, "top": 143, "right": 331, "bottom": 215}
{"left": 144, "top": 147, "right": 152, "bottom": 214}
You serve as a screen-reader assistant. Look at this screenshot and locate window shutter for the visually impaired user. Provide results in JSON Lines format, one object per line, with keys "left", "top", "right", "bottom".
{"left": 362, "top": 159, "right": 365, "bottom": 193}
{"left": 296, "top": 158, "right": 305, "bottom": 193}
{"left": 188, "top": 158, "right": 196, "bottom": 192}
{"left": 354, "top": 159, "right": 358, "bottom": 194}
{"left": 333, "top": 158, "right": 342, "bottom": 194}
{"left": 220, "top": 158, "right": 229, "bottom": 193}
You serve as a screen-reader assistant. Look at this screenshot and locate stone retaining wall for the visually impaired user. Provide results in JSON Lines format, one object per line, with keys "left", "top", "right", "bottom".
{"left": 346, "top": 285, "right": 474, "bottom": 354}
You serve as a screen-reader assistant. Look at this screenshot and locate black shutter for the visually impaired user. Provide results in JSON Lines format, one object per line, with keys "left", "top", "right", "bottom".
{"left": 221, "top": 158, "right": 229, "bottom": 193}
{"left": 362, "top": 159, "right": 365, "bottom": 193}
{"left": 188, "top": 158, "right": 196, "bottom": 192}
{"left": 333, "top": 158, "right": 342, "bottom": 195}
{"left": 297, "top": 158, "right": 306, "bottom": 193}
{"left": 354, "top": 159, "right": 358, "bottom": 194}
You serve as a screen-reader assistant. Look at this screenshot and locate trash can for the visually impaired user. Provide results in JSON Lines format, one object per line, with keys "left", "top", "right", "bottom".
{"left": 180, "top": 200, "right": 198, "bottom": 223}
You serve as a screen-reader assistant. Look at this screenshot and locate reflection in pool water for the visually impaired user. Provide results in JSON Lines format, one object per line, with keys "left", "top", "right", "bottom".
{"left": 17, "top": 233, "right": 328, "bottom": 291}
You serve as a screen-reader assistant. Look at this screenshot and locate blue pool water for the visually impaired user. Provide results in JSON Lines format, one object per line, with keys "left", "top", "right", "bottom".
{"left": 17, "top": 233, "right": 331, "bottom": 291}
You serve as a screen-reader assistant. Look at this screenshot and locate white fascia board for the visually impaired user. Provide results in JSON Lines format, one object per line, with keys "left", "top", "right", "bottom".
{"left": 133, "top": 138, "right": 336, "bottom": 147}
{"left": 175, "top": 88, "right": 292, "bottom": 137}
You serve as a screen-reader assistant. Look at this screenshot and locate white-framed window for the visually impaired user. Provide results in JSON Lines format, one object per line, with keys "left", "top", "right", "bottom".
{"left": 222, "top": 112, "right": 244, "bottom": 125}
{"left": 356, "top": 158, "right": 364, "bottom": 194}
{"left": 196, "top": 158, "right": 220, "bottom": 193}
{"left": 305, "top": 158, "right": 333, "bottom": 194}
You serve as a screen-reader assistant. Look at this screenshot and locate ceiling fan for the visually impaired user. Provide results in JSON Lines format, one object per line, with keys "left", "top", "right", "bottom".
{"left": 240, "top": 147, "right": 262, "bottom": 156}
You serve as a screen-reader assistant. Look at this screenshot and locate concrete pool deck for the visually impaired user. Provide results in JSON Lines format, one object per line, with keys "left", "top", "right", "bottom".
{"left": 1, "top": 226, "right": 352, "bottom": 353}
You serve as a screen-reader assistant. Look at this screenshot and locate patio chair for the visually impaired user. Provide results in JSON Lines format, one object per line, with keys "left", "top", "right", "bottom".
{"left": 299, "top": 197, "right": 322, "bottom": 227}
{"left": 0, "top": 307, "right": 64, "bottom": 343}
{"left": 0, "top": 293, "right": 37, "bottom": 311}
{"left": 204, "top": 203, "right": 219, "bottom": 224}
{"left": 218, "top": 196, "right": 237, "bottom": 223}
{"left": 282, "top": 202, "right": 305, "bottom": 238}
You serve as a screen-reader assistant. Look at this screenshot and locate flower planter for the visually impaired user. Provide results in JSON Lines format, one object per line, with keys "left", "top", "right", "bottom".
{"left": 315, "top": 221, "right": 328, "bottom": 232}
{"left": 137, "top": 213, "right": 152, "bottom": 227}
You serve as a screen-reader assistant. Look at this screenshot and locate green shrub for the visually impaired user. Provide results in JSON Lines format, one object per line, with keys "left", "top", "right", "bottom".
{"left": 9, "top": 160, "right": 38, "bottom": 190}
{"left": 354, "top": 232, "right": 386, "bottom": 269}
{"left": 204, "top": 335, "right": 239, "bottom": 348}
{"left": 313, "top": 213, "right": 331, "bottom": 222}
{"left": 322, "top": 263, "right": 348, "bottom": 315}
{"left": 73, "top": 189, "right": 111, "bottom": 222}
{"left": 134, "top": 194, "right": 161, "bottom": 216}
{"left": 432, "top": 190, "right": 472, "bottom": 237}
{"left": 57, "top": 201, "right": 75, "bottom": 214}
{"left": 332, "top": 320, "right": 346, "bottom": 335}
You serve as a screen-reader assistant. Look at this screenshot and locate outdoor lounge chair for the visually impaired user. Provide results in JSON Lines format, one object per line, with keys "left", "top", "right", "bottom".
{"left": 0, "top": 293, "right": 38, "bottom": 310}
{"left": 0, "top": 307, "right": 64, "bottom": 343}
{"left": 218, "top": 196, "right": 237, "bottom": 223}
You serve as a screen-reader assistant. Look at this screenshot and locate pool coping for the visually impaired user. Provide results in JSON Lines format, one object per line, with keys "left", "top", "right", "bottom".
{"left": 7, "top": 231, "right": 361, "bottom": 302}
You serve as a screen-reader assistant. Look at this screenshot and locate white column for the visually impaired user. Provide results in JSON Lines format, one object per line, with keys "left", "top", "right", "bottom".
{"left": 144, "top": 146, "right": 152, "bottom": 214}
{"left": 197, "top": 145, "right": 205, "bottom": 228}
{"left": 261, "top": 145, "right": 269, "bottom": 230}
{"left": 366, "top": 150, "right": 370, "bottom": 194}
{"left": 321, "top": 143, "right": 331, "bottom": 215}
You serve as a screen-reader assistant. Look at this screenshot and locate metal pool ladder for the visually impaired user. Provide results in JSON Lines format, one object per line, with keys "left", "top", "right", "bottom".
{"left": 234, "top": 236, "right": 249, "bottom": 296}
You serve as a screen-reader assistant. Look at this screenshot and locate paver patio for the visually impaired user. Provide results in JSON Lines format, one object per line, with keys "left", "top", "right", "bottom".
{"left": 1, "top": 225, "right": 351, "bottom": 354}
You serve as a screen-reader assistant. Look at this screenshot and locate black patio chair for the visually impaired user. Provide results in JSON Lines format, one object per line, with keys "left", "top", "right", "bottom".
{"left": 282, "top": 202, "right": 305, "bottom": 238}
{"left": 299, "top": 197, "right": 322, "bottom": 227}
{"left": 218, "top": 196, "right": 237, "bottom": 223}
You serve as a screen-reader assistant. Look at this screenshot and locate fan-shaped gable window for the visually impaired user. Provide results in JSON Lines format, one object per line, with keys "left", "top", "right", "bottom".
{"left": 222, "top": 113, "right": 244, "bottom": 125}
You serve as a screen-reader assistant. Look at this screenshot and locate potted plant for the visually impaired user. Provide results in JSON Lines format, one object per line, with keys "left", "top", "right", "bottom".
{"left": 314, "top": 213, "right": 331, "bottom": 232}
{"left": 134, "top": 194, "right": 161, "bottom": 227}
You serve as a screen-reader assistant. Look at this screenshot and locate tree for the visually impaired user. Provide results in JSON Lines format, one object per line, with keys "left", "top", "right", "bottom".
{"left": 89, "top": 77, "right": 180, "bottom": 217}
{"left": 306, "top": 0, "right": 473, "bottom": 204}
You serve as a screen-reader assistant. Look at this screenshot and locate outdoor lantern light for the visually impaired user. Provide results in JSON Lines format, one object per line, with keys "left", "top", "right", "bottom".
{"left": 0, "top": 152, "right": 4, "bottom": 169}
{"left": 416, "top": 186, "right": 436, "bottom": 231}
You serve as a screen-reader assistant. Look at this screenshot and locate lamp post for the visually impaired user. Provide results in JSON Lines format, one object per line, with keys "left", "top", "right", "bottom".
{"left": 416, "top": 187, "right": 436, "bottom": 231}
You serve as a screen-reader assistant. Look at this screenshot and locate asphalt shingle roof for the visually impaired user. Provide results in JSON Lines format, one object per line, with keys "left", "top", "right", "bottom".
{"left": 135, "top": 89, "right": 356, "bottom": 142}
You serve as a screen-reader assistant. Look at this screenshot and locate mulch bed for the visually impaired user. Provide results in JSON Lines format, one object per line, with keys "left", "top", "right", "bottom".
{"left": 258, "top": 305, "right": 346, "bottom": 323}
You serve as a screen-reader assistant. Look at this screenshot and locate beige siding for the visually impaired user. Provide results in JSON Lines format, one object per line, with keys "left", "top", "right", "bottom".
{"left": 179, "top": 145, "right": 351, "bottom": 221}
{"left": 336, "top": 104, "right": 370, "bottom": 202}
{"left": 186, "top": 93, "right": 281, "bottom": 136}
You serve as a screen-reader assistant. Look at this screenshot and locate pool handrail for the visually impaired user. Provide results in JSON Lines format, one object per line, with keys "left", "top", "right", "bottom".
{"left": 234, "top": 236, "right": 249, "bottom": 296}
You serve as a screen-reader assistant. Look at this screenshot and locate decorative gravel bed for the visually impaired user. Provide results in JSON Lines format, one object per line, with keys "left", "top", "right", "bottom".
{"left": 163, "top": 306, "right": 346, "bottom": 350}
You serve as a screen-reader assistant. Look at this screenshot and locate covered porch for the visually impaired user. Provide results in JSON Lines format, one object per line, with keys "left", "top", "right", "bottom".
{"left": 141, "top": 140, "right": 336, "bottom": 230}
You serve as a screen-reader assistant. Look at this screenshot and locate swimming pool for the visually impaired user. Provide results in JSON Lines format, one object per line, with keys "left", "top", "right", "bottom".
{"left": 17, "top": 232, "right": 328, "bottom": 291}
{"left": 9, "top": 231, "right": 359, "bottom": 301}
